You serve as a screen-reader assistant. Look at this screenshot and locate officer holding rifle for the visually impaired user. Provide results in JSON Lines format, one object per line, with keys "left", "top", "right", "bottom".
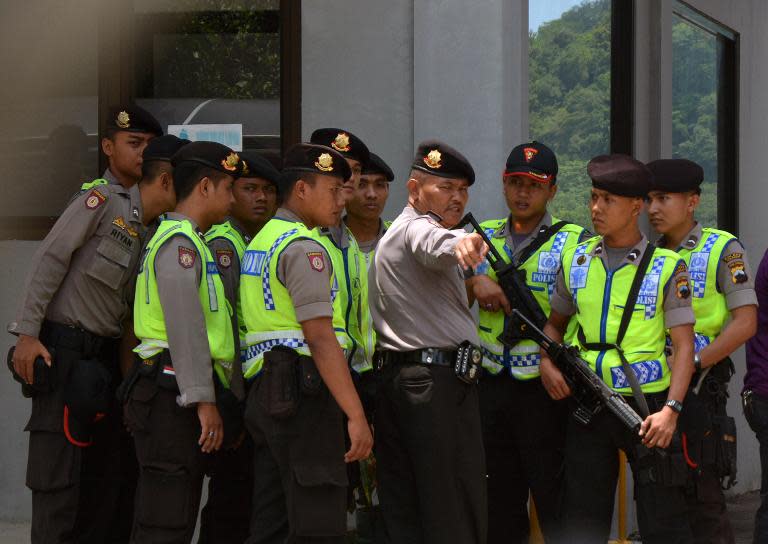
{"left": 541, "top": 154, "right": 696, "bottom": 544}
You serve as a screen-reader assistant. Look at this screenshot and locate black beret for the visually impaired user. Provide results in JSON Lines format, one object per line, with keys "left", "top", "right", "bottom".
{"left": 310, "top": 128, "right": 370, "bottom": 167}
{"left": 239, "top": 150, "right": 281, "bottom": 186}
{"left": 282, "top": 143, "right": 352, "bottom": 181}
{"left": 504, "top": 141, "right": 558, "bottom": 183}
{"left": 411, "top": 139, "right": 475, "bottom": 185}
{"left": 171, "top": 141, "right": 244, "bottom": 178}
{"left": 143, "top": 135, "right": 190, "bottom": 163}
{"left": 646, "top": 159, "right": 703, "bottom": 193}
{"left": 107, "top": 104, "right": 163, "bottom": 136}
{"left": 587, "top": 154, "right": 652, "bottom": 198}
{"left": 362, "top": 152, "right": 394, "bottom": 181}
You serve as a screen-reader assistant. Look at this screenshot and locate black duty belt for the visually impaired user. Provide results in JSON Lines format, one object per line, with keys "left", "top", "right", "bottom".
{"left": 40, "top": 320, "right": 117, "bottom": 359}
{"left": 376, "top": 348, "right": 458, "bottom": 368}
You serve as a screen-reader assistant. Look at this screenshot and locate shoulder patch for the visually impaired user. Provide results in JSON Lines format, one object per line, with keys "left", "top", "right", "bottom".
{"left": 728, "top": 261, "right": 748, "bottom": 284}
{"left": 724, "top": 252, "right": 743, "bottom": 263}
{"left": 216, "top": 249, "right": 234, "bottom": 269}
{"left": 676, "top": 276, "right": 691, "bottom": 299}
{"left": 85, "top": 189, "right": 107, "bottom": 210}
{"left": 674, "top": 261, "right": 688, "bottom": 275}
{"left": 178, "top": 246, "right": 197, "bottom": 269}
{"left": 307, "top": 251, "right": 325, "bottom": 272}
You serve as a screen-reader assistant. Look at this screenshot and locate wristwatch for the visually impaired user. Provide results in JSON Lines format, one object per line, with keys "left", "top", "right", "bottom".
{"left": 665, "top": 399, "right": 684, "bottom": 414}
{"left": 693, "top": 353, "right": 702, "bottom": 372}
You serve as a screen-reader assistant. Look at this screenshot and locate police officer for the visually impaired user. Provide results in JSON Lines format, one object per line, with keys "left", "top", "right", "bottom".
{"left": 199, "top": 151, "right": 280, "bottom": 544}
{"left": 81, "top": 105, "right": 163, "bottom": 191}
{"left": 125, "top": 141, "right": 243, "bottom": 542}
{"left": 309, "top": 128, "right": 375, "bottom": 376}
{"left": 467, "top": 141, "right": 587, "bottom": 543}
{"left": 369, "top": 140, "right": 489, "bottom": 544}
{"left": 240, "top": 143, "right": 373, "bottom": 543}
{"left": 344, "top": 151, "right": 395, "bottom": 262}
{"left": 647, "top": 159, "right": 757, "bottom": 543}
{"left": 542, "top": 154, "right": 696, "bottom": 544}
{"left": 8, "top": 136, "right": 180, "bottom": 543}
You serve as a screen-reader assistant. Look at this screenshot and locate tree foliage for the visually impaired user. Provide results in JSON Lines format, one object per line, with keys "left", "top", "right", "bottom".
{"left": 529, "top": 0, "right": 720, "bottom": 228}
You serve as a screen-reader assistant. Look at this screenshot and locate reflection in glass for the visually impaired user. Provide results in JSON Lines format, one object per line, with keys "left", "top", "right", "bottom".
{"left": 671, "top": 15, "right": 718, "bottom": 226}
{"left": 528, "top": 0, "right": 611, "bottom": 228}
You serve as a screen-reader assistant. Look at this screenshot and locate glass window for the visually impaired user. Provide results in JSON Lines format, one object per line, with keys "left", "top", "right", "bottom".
{"left": 0, "top": 0, "right": 100, "bottom": 239}
{"left": 133, "top": 0, "right": 282, "bottom": 154}
{"left": 672, "top": 4, "right": 737, "bottom": 230}
{"left": 528, "top": 0, "right": 612, "bottom": 228}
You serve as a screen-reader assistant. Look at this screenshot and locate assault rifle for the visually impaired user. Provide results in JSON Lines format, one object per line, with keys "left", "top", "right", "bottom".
{"left": 456, "top": 213, "right": 547, "bottom": 347}
{"left": 459, "top": 213, "right": 644, "bottom": 435}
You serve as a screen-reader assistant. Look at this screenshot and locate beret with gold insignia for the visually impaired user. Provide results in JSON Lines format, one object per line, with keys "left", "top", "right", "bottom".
{"left": 106, "top": 104, "right": 163, "bottom": 136}
{"left": 281, "top": 143, "right": 351, "bottom": 181}
{"left": 238, "top": 151, "right": 281, "bottom": 186}
{"left": 646, "top": 158, "right": 704, "bottom": 193}
{"left": 143, "top": 135, "right": 190, "bottom": 163}
{"left": 588, "top": 154, "right": 652, "bottom": 198}
{"left": 310, "top": 128, "right": 370, "bottom": 167}
{"left": 171, "top": 141, "right": 244, "bottom": 178}
{"left": 411, "top": 139, "right": 475, "bottom": 185}
{"left": 504, "top": 141, "right": 558, "bottom": 184}
{"left": 362, "top": 152, "right": 395, "bottom": 182}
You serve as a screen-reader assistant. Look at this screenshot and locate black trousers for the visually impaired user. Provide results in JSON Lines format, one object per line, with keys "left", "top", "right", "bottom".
{"left": 679, "top": 370, "right": 735, "bottom": 544}
{"left": 745, "top": 391, "right": 768, "bottom": 543}
{"left": 563, "top": 391, "right": 693, "bottom": 544}
{"left": 27, "top": 324, "right": 133, "bottom": 544}
{"left": 244, "top": 359, "right": 349, "bottom": 544}
{"left": 479, "top": 373, "right": 567, "bottom": 544}
{"left": 125, "top": 376, "right": 209, "bottom": 544}
{"left": 197, "top": 435, "right": 254, "bottom": 544}
{"left": 374, "top": 363, "right": 487, "bottom": 544}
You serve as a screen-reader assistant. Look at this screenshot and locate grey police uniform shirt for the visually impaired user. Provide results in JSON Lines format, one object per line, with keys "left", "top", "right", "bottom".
{"left": 10, "top": 183, "right": 144, "bottom": 339}
{"left": 657, "top": 222, "right": 758, "bottom": 310}
{"left": 153, "top": 212, "right": 218, "bottom": 406}
{"left": 273, "top": 208, "right": 336, "bottom": 323}
{"left": 347, "top": 218, "right": 388, "bottom": 256}
{"left": 369, "top": 205, "right": 479, "bottom": 351}
{"left": 550, "top": 234, "right": 696, "bottom": 329}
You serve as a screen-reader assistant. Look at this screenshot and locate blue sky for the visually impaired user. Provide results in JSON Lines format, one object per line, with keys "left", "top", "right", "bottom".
{"left": 529, "top": 0, "right": 584, "bottom": 32}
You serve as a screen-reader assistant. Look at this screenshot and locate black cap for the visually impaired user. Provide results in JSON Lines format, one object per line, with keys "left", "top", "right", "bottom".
{"left": 646, "top": 159, "right": 703, "bottom": 193}
{"left": 362, "top": 152, "right": 394, "bottom": 181}
{"left": 106, "top": 104, "right": 163, "bottom": 136}
{"left": 143, "top": 135, "right": 190, "bottom": 163}
{"left": 411, "top": 139, "right": 475, "bottom": 185}
{"left": 310, "top": 128, "right": 370, "bottom": 167}
{"left": 239, "top": 151, "right": 281, "bottom": 186}
{"left": 171, "top": 141, "right": 244, "bottom": 178}
{"left": 587, "top": 154, "right": 652, "bottom": 198}
{"left": 281, "top": 143, "right": 351, "bottom": 181}
{"left": 504, "top": 141, "right": 558, "bottom": 183}
{"left": 62, "top": 359, "right": 112, "bottom": 447}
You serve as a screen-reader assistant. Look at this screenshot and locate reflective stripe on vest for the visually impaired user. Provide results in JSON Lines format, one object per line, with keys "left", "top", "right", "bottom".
{"left": 562, "top": 238, "right": 681, "bottom": 394}
{"left": 240, "top": 218, "right": 350, "bottom": 379}
{"left": 677, "top": 227, "right": 734, "bottom": 341}
{"left": 476, "top": 217, "right": 585, "bottom": 379}
{"left": 134, "top": 218, "right": 235, "bottom": 385}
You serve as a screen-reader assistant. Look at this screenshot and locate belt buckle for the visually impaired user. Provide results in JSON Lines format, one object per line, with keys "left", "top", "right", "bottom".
{"left": 421, "top": 348, "right": 436, "bottom": 365}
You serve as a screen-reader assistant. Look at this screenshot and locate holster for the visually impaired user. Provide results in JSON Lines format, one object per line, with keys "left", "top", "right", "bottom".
{"left": 7, "top": 346, "right": 56, "bottom": 398}
{"left": 712, "top": 414, "right": 737, "bottom": 488}
{"left": 634, "top": 435, "right": 687, "bottom": 488}
{"left": 257, "top": 346, "right": 300, "bottom": 419}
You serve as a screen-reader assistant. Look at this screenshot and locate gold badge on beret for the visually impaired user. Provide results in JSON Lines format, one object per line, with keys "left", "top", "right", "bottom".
{"left": 315, "top": 153, "right": 334, "bottom": 172}
{"left": 241, "top": 160, "right": 250, "bottom": 176}
{"left": 116, "top": 111, "right": 131, "bottom": 129}
{"left": 424, "top": 149, "right": 442, "bottom": 169}
{"left": 331, "top": 132, "right": 351, "bottom": 153}
{"left": 222, "top": 152, "right": 240, "bottom": 172}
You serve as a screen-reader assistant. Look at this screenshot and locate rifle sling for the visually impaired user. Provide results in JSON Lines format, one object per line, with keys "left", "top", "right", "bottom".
{"left": 578, "top": 241, "right": 654, "bottom": 418}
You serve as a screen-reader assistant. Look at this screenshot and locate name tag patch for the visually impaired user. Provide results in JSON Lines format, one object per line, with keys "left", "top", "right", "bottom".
{"left": 242, "top": 250, "right": 267, "bottom": 276}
